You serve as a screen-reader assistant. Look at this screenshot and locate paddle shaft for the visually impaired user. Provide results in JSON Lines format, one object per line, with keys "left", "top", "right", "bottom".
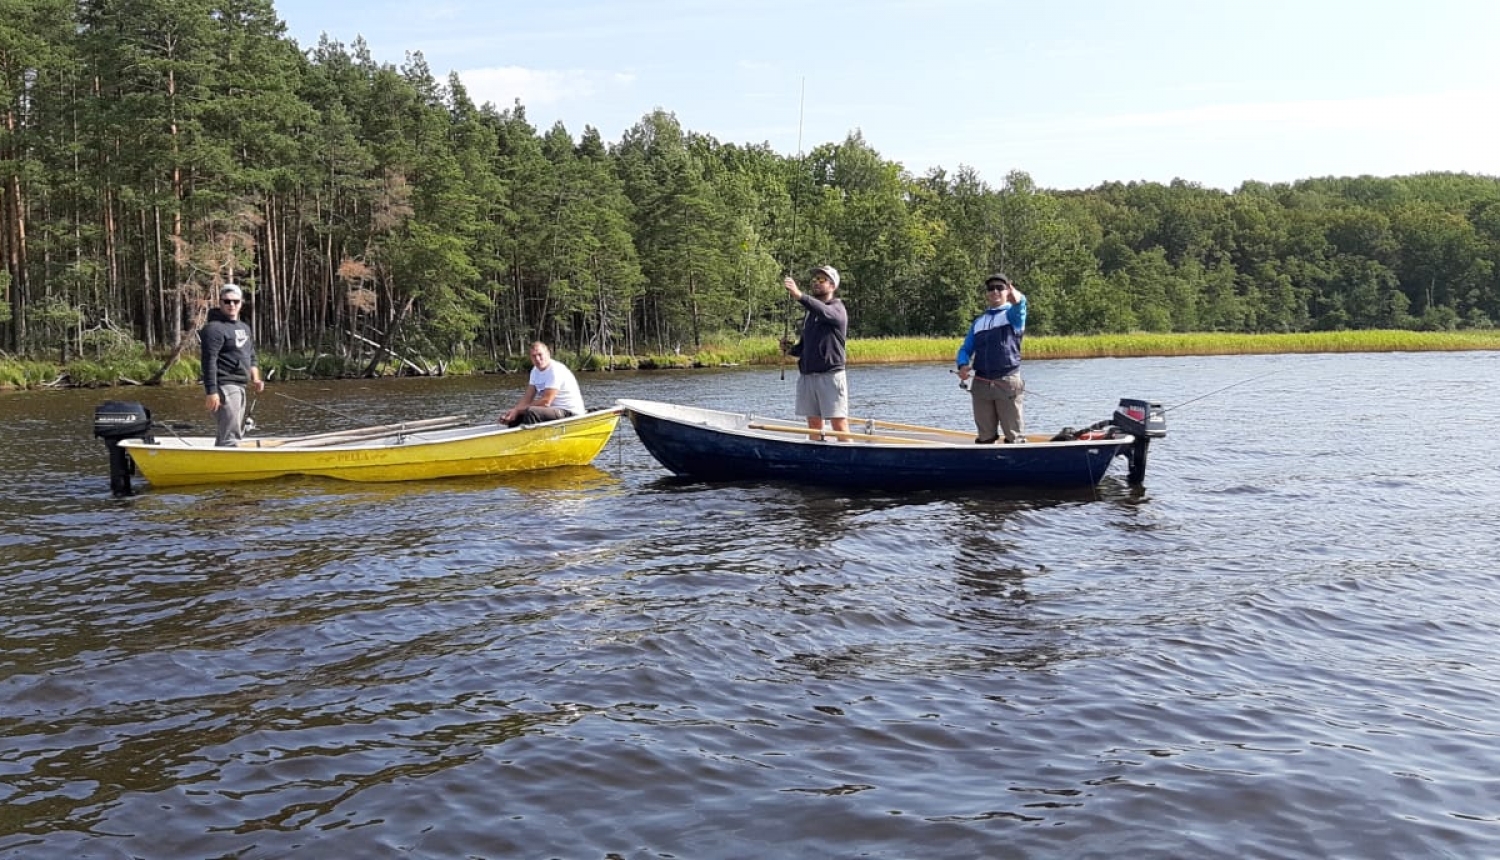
{"left": 847, "top": 416, "right": 974, "bottom": 440}
{"left": 263, "top": 415, "right": 467, "bottom": 448}
{"left": 748, "top": 422, "right": 936, "bottom": 445}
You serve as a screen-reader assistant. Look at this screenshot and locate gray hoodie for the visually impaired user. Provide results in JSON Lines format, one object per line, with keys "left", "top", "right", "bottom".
{"left": 200, "top": 307, "right": 258, "bottom": 395}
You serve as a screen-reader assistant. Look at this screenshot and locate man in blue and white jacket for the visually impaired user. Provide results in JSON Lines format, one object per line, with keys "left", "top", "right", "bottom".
{"left": 955, "top": 273, "right": 1027, "bottom": 444}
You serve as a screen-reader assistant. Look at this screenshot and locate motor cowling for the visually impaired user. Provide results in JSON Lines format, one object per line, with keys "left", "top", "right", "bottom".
{"left": 94, "top": 400, "right": 154, "bottom": 441}
{"left": 95, "top": 401, "right": 154, "bottom": 496}
{"left": 1108, "top": 398, "right": 1166, "bottom": 485}
{"left": 1111, "top": 398, "right": 1166, "bottom": 439}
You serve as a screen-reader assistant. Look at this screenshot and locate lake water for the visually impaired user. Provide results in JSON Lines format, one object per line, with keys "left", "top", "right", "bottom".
{"left": 2, "top": 352, "right": 1499, "bottom": 859}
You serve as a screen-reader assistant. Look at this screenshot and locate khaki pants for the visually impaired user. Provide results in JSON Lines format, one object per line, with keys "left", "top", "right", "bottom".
{"left": 970, "top": 373, "right": 1024, "bottom": 443}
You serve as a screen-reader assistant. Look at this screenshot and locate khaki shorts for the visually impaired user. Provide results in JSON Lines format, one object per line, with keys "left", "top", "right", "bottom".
{"left": 795, "top": 370, "right": 849, "bottom": 418}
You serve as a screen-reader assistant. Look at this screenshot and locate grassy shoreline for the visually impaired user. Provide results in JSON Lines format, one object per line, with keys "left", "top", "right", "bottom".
{"left": 4, "top": 329, "right": 1498, "bottom": 391}
{"left": 850, "top": 329, "right": 1500, "bottom": 363}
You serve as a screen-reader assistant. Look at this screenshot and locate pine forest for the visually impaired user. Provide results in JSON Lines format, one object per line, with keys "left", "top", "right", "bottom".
{"left": 3, "top": 0, "right": 1499, "bottom": 375}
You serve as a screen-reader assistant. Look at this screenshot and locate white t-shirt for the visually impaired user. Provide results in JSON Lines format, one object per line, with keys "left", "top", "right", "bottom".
{"left": 529, "top": 360, "right": 586, "bottom": 416}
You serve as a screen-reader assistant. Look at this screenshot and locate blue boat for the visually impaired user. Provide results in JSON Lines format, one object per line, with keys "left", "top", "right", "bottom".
{"left": 618, "top": 398, "right": 1166, "bottom": 490}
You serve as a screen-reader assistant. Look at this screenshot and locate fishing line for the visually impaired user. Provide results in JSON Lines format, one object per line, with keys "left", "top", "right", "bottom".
{"left": 1164, "top": 370, "right": 1276, "bottom": 413}
{"left": 150, "top": 419, "right": 201, "bottom": 446}
{"left": 274, "top": 391, "right": 369, "bottom": 424}
{"left": 275, "top": 389, "right": 483, "bottom": 428}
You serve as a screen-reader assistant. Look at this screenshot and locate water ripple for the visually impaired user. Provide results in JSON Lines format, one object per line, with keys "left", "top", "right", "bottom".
{"left": 6, "top": 358, "right": 1500, "bottom": 858}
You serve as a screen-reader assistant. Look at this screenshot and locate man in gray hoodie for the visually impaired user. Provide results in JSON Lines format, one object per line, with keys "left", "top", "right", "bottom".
{"left": 200, "top": 283, "right": 264, "bottom": 446}
{"left": 779, "top": 264, "right": 849, "bottom": 441}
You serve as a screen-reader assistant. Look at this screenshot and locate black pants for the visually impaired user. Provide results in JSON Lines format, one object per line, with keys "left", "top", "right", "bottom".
{"left": 505, "top": 405, "right": 571, "bottom": 427}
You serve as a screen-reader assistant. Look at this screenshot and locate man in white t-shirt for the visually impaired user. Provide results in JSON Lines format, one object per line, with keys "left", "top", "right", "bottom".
{"left": 499, "top": 341, "right": 587, "bottom": 426}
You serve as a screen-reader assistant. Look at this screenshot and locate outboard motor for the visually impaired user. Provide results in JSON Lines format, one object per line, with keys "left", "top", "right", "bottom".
{"left": 1110, "top": 398, "right": 1166, "bottom": 484}
{"left": 94, "top": 401, "right": 154, "bottom": 496}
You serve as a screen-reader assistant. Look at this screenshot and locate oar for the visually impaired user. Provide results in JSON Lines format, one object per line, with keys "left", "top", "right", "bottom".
{"left": 748, "top": 422, "right": 936, "bottom": 445}
{"left": 270, "top": 418, "right": 468, "bottom": 448}
{"left": 846, "top": 417, "right": 975, "bottom": 440}
{"left": 259, "top": 415, "right": 468, "bottom": 448}
{"left": 271, "top": 426, "right": 463, "bottom": 449}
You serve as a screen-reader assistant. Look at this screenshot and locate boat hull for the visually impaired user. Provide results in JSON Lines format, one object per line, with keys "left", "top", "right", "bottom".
{"left": 120, "top": 408, "right": 623, "bottom": 487}
{"left": 619, "top": 399, "right": 1134, "bottom": 490}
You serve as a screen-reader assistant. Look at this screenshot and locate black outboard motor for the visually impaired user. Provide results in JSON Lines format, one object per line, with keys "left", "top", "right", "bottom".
{"left": 94, "top": 401, "right": 154, "bottom": 496}
{"left": 1109, "top": 398, "right": 1167, "bottom": 484}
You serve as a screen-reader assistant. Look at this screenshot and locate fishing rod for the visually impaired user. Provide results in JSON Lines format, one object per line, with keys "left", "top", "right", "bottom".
{"left": 244, "top": 368, "right": 273, "bottom": 433}
{"left": 943, "top": 368, "right": 1270, "bottom": 412}
{"left": 780, "top": 296, "right": 792, "bottom": 381}
{"left": 944, "top": 365, "right": 1266, "bottom": 418}
{"left": 780, "top": 76, "right": 806, "bottom": 383}
{"left": 947, "top": 368, "right": 1058, "bottom": 402}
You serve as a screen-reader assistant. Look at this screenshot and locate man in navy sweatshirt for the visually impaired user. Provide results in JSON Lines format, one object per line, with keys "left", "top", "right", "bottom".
{"left": 200, "top": 283, "right": 264, "bottom": 446}
{"left": 779, "top": 265, "right": 850, "bottom": 441}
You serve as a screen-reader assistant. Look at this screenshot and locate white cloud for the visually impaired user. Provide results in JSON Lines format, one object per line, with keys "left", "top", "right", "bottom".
{"left": 457, "top": 66, "right": 635, "bottom": 110}
{"left": 924, "top": 88, "right": 1500, "bottom": 189}
{"left": 958, "top": 88, "right": 1494, "bottom": 144}
{"left": 1082, "top": 89, "right": 1500, "bottom": 136}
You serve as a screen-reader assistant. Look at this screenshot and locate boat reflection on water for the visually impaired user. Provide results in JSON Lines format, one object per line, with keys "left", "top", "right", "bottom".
{"left": 335, "top": 463, "right": 623, "bottom": 501}
{"left": 122, "top": 464, "right": 627, "bottom": 572}
{"left": 689, "top": 479, "right": 1162, "bottom": 681}
{"left": 137, "top": 463, "right": 622, "bottom": 503}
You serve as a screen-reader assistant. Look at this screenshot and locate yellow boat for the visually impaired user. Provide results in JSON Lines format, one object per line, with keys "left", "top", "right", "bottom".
{"left": 95, "top": 403, "right": 623, "bottom": 491}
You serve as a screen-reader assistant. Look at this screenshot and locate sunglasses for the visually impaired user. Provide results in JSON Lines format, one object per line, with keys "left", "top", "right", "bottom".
{"left": 221, "top": 298, "right": 241, "bottom": 305}
{"left": 985, "top": 284, "right": 1007, "bottom": 292}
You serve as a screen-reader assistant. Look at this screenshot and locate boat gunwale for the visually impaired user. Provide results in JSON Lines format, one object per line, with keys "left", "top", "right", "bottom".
{"left": 615, "top": 398, "right": 1135, "bottom": 450}
{"left": 121, "top": 406, "right": 624, "bottom": 452}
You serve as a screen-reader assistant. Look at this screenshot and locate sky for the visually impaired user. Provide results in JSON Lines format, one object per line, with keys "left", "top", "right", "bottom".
{"left": 270, "top": 0, "right": 1500, "bottom": 192}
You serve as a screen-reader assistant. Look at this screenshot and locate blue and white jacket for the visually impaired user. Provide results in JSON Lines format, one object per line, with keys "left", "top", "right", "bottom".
{"left": 955, "top": 297, "right": 1027, "bottom": 379}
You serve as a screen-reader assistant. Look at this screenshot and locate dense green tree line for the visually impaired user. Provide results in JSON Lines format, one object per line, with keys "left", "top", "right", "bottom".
{"left": 3, "top": 1, "right": 1498, "bottom": 372}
